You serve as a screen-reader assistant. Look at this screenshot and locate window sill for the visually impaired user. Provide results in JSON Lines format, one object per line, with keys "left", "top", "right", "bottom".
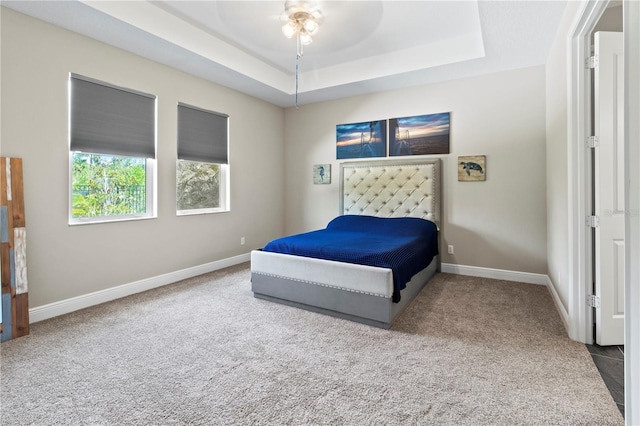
{"left": 69, "top": 214, "right": 157, "bottom": 226}
{"left": 177, "top": 208, "right": 229, "bottom": 216}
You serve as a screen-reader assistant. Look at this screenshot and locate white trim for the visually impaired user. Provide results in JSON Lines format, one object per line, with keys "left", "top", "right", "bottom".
{"left": 568, "top": 0, "right": 610, "bottom": 344}
{"left": 29, "top": 253, "right": 251, "bottom": 323}
{"left": 546, "top": 275, "right": 570, "bottom": 334}
{"left": 441, "top": 263, "right": 548, "bottom": 286}
{"left": 624, "top": 0, "right": 640, "bottom": 422}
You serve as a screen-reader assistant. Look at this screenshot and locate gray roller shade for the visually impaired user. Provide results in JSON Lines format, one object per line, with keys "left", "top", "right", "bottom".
{"left": 70, "top": 74, "right": 156, "bottom": 158}
{"left": 178, "top": 103, "right": 228, "bottom": 164}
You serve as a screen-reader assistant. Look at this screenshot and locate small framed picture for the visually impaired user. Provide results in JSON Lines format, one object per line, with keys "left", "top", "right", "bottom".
{"left": 313, "top": 164, "right": 331, "bottom": 184}
{"left": 458, "top": 155, "right": 486, "bottom": 181}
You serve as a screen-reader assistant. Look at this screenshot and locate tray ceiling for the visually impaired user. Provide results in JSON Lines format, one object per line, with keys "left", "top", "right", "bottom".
{"left": 2, "top": 1, "right": 568, "bottom": 107}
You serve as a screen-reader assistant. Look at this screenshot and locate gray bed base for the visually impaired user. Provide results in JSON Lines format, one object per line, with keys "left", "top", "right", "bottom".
{"left": 251, "top": 255, "right": 440, "bottom": 329}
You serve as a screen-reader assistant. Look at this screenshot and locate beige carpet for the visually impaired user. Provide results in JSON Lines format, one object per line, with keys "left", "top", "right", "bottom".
{"left": 1, "top": 263, "right": 623, "bottom": 425}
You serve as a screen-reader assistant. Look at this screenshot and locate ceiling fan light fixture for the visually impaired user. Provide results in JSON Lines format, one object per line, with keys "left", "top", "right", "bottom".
{"left": 303, "top": 19, "right": 318, "bottom": 35}
{"left": 281, "top": 0, "right": 324, "bottom": 108}
{"left": 281, "top": 0, "right": 323, "bottom": 56}
{"left": 299, "top": 31, "right": 313, "bottom": 46}
{"left": 281, "top": 21, "right": 297, "bottom": 39}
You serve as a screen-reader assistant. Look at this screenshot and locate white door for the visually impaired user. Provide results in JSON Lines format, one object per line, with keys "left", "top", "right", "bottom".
{"left": 594, "top": 31, "right": 624, "bottom": 346}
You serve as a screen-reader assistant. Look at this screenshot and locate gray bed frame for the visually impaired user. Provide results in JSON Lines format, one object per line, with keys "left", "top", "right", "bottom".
{"left": 251, "top": 158, "right": 441, "bottom": 329}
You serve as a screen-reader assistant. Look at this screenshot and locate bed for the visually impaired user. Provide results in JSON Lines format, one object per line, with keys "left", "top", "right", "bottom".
{"left": 251, "top": 158, "right": 441, "bottom": 328}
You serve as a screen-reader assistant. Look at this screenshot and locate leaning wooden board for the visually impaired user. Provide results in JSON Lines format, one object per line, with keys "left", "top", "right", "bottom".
{"left": 1, "top": 157, "right": 29, "bottom": 341}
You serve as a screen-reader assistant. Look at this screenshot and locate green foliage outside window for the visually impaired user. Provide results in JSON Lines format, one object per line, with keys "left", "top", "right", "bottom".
{"left": 176, "top": 160, "right": 220, "bottom": 211}
{"left": 72, "top": 153, "right": 146, "bottom": 218}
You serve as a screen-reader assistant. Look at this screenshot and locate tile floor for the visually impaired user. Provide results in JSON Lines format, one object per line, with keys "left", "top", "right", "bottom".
{"left": 586, "top": 344, "right": 625, "bottom": 417}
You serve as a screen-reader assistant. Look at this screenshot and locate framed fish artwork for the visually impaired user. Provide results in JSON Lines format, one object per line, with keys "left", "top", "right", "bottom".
{"left": 458, "top": 155, "right": 486, "bottom": 181}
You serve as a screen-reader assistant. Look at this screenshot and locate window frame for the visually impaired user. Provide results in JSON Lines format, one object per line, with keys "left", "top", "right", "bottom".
{"left": 176, "top": 103, "right": 230, "bottom": 216}
{"left": 68, "top": 74, "right": 157, "bottom": 225}
{"left": 176, "top": 161, "right": 229, "bottom": 216}
{"left": 68, "top": 152, "right": 157, "bottom": 225}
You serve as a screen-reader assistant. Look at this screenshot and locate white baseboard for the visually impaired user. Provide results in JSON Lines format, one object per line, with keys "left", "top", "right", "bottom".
{"left": 544, "top": 275, "right": 570, "bottom": 333}
{"left": 30, "top": 258, "right": 567, "bottom": 329}
{"left": 441, "top": 263, "right": 548, "bottom": 285}
{"left": 441, "top": 263, "right": 570, "bottom": 333}
{"left": 29, "top": 253, "right": 251, "bottom": 324}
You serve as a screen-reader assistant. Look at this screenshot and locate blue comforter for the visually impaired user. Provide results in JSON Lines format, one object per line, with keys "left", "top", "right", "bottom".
{"left": 262, "top": 215, "right": 439, "bottom": 302}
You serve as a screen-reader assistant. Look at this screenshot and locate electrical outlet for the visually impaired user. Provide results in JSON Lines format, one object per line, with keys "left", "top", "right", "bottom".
{"left": 447, "top": 245, "right": 454, "bottom": 254}
{"left": 241, "top": 237, "right": 245, "bottom": 245}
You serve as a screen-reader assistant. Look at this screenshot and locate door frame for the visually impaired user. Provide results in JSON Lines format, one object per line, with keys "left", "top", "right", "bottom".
{"left": 568, "top": 0, "right": 608, "bottom": 346}
{"left": 569, "top": 0, "right": 640, "bottom": 422}
{"left": 623, "top": 1, "right": 640, "bottom": 422}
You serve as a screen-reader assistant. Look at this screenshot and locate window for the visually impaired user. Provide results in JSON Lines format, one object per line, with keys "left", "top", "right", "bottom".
{"left": 69, "top": 74, "right": 156, "bottom": 224}
{"left": 176, "top": 103, "right": 229, "bottom": 215}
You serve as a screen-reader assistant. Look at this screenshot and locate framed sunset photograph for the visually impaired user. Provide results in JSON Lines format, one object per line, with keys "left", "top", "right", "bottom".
{"left": 336, "top": 120, "right": 387, "bottom": 160}
{"left": 389, "top": 112, "right": 450, "bottom": 156}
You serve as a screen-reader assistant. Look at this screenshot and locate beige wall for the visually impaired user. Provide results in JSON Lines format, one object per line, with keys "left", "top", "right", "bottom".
{"left": 0, "top": 8, "right": 285, "bottom": 307}
{"left": 284, "top": 66, "right": 548, "bottom": 274}
{"left": 1, "top": 6, "right": 553, "bottom": 311}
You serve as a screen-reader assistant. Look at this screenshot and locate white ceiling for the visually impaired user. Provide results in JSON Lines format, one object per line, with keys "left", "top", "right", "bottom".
{"left": 2, "top": 0, "right": 568, "bottom": 108}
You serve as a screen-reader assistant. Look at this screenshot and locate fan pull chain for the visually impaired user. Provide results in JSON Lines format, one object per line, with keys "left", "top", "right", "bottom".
{"left": 295, "top": 53, "right": 300, "bottom": 109}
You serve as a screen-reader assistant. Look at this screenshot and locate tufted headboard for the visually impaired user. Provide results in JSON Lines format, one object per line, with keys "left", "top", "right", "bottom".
{"left": 340, "top": 158, "right": 441, "bottom": 227}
